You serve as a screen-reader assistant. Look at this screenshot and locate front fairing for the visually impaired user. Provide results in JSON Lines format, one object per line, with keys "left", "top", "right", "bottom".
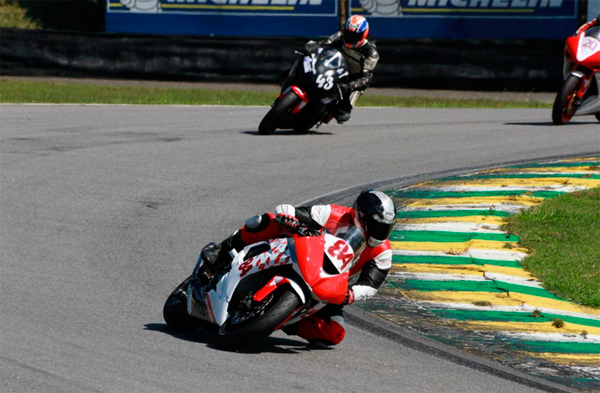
{"left": 298, "top": 45, "right": 349, "bottom": 100}
{"left": 293, "top": 226, "right": 365, "bottom": 304}
{"left": 565, "top": 26, "right": 600, "bottom": 70}
{"left": 203, "top": 238, "right": 294, "bottom": 326}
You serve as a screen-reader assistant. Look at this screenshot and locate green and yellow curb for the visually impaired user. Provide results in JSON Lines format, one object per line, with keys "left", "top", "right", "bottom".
{"left": 359, "top": 156, "right": 600, "bottom": 391}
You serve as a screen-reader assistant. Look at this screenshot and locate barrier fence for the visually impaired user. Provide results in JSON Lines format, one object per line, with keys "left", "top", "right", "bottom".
{"left": 1, "top": 28, "right": 564, "bottom": 92}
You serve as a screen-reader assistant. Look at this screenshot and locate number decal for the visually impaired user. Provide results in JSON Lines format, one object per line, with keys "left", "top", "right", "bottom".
{"left": 316, "top": 74, "right": 334, "bottom": 90}
{"left": 239, "top": 260, "right": 253, "bottom": 277}
{"left": 327, "top": 240, "right": 353, "bottom": 269}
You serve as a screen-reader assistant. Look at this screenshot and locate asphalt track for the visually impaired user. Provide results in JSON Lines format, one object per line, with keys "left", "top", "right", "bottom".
{"left": 1, "top": 104, "right": 599, "bottom": 393}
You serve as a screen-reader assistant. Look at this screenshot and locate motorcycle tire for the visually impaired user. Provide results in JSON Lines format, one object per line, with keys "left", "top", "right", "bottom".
{"left": 217, "top": 289, "right": 300, "bottom": 351}
{"left": 163, "top": 276, "right": 209, "bottom": 332}
{"left": 258, "top": 92, "right": 301, "bottom": 135}
{"left": 552, "top": 75, "right": 583, "bottom": 125}
{"left": 595, "top": 112, "right": 600, "bottom": 122}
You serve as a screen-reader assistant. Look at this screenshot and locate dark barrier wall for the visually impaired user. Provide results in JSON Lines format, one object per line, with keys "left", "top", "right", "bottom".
{"left": 0, "top": 28, "right": 565, "bottom": 91}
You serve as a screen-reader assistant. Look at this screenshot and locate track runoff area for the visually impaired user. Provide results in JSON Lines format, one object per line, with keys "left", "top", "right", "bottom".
{"left": 353, "top": 156, "right": 600, "bottom": 392}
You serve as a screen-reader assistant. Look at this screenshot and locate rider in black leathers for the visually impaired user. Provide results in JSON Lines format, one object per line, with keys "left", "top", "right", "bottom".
{"left": 283, "top": 15, "right": 379, "bottom": 124}
{"left": 320, "top": 15, "right": 379, "bottom": 123}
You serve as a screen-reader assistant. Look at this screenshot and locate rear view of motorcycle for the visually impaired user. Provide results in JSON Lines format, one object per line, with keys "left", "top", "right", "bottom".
{"left": 258, "top": 44, "right": 350, "bottom": 135}
{"left": 552, "top": 24, "right": 600, "bottom": 125}
{"left": 163, "top": 217, "right": 365, "bottom": 350}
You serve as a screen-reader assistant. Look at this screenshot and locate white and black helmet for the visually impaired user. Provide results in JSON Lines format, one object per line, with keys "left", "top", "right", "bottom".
{"left": 353, "top": 189, "right": 397, "bottom": 247}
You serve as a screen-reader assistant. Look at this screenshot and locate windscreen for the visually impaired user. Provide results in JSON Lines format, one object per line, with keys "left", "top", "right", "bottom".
{"left": 319, "top": 48, "right": 344, "bottom": 70}
{"left": 331, "top": 225, "right": 366, "bottom": 257}
{"left": 584, "top": 26, "right": 600, "bottom": 40}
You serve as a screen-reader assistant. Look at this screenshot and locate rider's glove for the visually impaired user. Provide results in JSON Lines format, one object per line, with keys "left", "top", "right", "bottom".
{"left": 343, "top": 288, "right": 355, "bottom": 305}
{"left": 275, "top": 213, "right": 300, "bottom": 233}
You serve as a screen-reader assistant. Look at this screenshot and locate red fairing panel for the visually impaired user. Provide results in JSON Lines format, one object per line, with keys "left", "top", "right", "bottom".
{"left": 294, "top": 236, "right": 348, "bottom": 304}
{"left": 566, "top": 35, "right": 600, "bottom": 69}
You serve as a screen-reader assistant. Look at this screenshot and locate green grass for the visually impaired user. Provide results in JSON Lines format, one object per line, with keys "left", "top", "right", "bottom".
{"left": 0, "top": 79, "right": 552, "bottom": 108}
{"left": 505, "top": 188, "right": 600, "bottom": 308}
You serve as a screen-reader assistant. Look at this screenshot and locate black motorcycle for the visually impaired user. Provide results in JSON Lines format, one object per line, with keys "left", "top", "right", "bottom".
{"left": 258, "top": 44, "right": 350, "bottom": 135}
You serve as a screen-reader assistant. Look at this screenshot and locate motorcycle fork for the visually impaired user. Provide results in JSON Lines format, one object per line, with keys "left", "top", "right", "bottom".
{"left": 572, "top": 73, "right": 594, "bottom": 107}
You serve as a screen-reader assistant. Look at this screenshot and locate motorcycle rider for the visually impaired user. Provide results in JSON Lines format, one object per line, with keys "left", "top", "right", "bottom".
{"left": 199, "top": 189, "right": 396, "bottom": 346}
{"left": 576, "top": 13, "right": 600, "bottom": 35}
{"left": 325, "top": 15, "right": 379, "bottom": 123}
{"left": 283, "top": 15, "right": 379, "bottom": 124}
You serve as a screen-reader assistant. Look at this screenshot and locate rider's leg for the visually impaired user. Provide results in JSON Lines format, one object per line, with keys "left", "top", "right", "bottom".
{"left": 284, "top": 304, "right": 346, "bottom": 346}
{"left": 332, "top": 91, "right": 362, "bottom": 123}
{"left": 200, "top": 213, "right": 282, "bottom": 275}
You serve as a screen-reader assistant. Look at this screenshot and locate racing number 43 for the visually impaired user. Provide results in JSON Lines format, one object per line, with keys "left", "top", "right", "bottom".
{"left": 316, "top": 74, "right": 333, "bottom": 90}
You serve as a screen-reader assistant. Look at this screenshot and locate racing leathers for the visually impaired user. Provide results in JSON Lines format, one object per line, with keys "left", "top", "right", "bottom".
{"left": 321, "top": 31, "right": 380, "bottom": 123}
{"left": 201, "top": 203, "right": 392, "bottom": 346}
{"left": 576, "top": 13, "right": 600, "bottom": 35}
{"left": 281, "top": 32, "right": 380, "bottom": 124}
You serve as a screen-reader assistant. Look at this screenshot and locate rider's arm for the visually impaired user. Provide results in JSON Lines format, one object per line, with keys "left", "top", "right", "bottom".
{"left": 349, "top": 43, "right": 380, "bottom": 92}
{"left": 576, "top": 15, "right": 600, "bottom": 35}
{"left": 304, "top": 31, "right": 342, "bottom": 52}
{"left": 351, "top": 248, "right": 392, "bottom": 302}
{"left": 323, "top": 31, "right": 342, "bottom": 45}
{"left": 276, "top": 204, "right": 330, "bottom": 231}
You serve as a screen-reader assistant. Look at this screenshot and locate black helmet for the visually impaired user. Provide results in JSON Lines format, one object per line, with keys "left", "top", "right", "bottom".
{"left": 353, "top": 190, "right": 396, "bottom": 247}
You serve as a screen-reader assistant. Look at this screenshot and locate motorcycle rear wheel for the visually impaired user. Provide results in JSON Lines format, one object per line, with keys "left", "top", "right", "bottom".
{"left": 217, "top": 289, "right": 300, "bottom": 350}
{"left": 552, "top": 75, "right": 583, "bottom": 125}
{"left": 258, "top": 92, "right": 301, "bottom": 135}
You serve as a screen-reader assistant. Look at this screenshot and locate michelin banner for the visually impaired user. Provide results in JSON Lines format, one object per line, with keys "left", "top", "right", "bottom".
{"left": 105, "top": 0, "right": 339, "bottom": 37}
{"left": 351, "top": 0, "right": 580, "bottom": 39}
{"left": 106, "top": 0, "right": 579, "bottom": 39}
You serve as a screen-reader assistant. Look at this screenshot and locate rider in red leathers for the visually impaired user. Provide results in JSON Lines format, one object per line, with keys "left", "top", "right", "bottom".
{"left": 199, "top": 189, "right": 397, "bottom": 346}
{"left": 576, "top": 13, "right": 600, "bottom": 35}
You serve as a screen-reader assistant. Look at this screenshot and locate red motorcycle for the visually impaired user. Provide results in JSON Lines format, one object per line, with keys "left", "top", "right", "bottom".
{"left": 163, "top": 216, "right": 365, "bottom": 350}
{"left": 552, "top": 24, "right": 600, "bottom": 125}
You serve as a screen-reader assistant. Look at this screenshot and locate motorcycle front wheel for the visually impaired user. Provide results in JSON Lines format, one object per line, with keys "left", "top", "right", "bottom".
{"left": 552, "top": 75, "right": 584, "bottom": 125}
{"left": 163, "top": 276, "right": 214, "bottom": 332}
{"left": 258, "top": 91, "right": 301, "bottom": 135}
{"left": 217, "top": 289, "right": 300, "bottom": 350}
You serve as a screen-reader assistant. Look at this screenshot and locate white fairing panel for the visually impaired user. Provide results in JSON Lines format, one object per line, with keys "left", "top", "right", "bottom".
{"left": 209, "top": 239, "right": 294, "bottom": 326}
{"left": 577, "top": 36, "right": 600, "bottom": 62}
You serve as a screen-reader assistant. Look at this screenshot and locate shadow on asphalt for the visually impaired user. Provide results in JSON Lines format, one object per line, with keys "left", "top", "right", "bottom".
{"left": 145, "top": 323, "right": 314, "bottom": 354}
{"left": 242, "top": 130, "right": 334, "bottom": 136}
{"left": 506, "top": 121, "right": 598, "bottom": 126}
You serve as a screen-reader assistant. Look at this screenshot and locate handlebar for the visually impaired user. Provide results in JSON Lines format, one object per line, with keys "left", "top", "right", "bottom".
{"left": 273, "top": 215, "right": 321, "bottom": 237}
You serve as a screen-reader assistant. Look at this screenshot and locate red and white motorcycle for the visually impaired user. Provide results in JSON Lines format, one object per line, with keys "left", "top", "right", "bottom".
{"left": 552, "top": 24, "right": 600, "bottom": 125}
{"left": 163, "top": 216, "right": 365, "bottom": 350}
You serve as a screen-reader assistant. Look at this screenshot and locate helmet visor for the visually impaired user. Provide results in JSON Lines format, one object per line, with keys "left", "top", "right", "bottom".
{"left": 365, "top": 216, "right": 394, "bottom": 243}
{"left": 344, "top": 29, "right": 365, "bottom": 46}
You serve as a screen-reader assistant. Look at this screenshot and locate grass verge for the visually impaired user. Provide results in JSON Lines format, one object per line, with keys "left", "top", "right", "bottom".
{"left": 505, "top": 187, "right": 600, "bottom": 308}
{"left": 0, "top": 78, "right": 552, "bottom": 108}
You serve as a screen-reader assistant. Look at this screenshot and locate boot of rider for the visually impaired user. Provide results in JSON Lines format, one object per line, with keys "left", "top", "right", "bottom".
{"left": 202, "top": 213, "right": 284, "bottom": 277}
{"left": 332, "top": 99, "right": 353, "bottom": 124}
{"left": 201, "top": 231, "right": 245, "bottom": 278}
